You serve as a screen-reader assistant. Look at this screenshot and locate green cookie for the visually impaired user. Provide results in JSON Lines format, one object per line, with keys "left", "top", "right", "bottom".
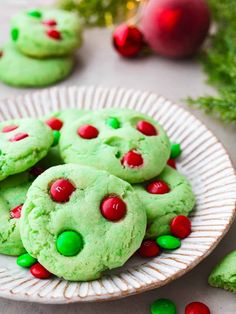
{"left": 0, "top": 43, "right": 74, "bottom": 87}
{"left": 209, "top": 251, "right": 236, "bottom": 293}
{"left": 11, "top": 9, "right": 82, "bottom": 58}
{"left": 0, "top": 118, "right": 53, "bottom": 181}
{"left": 133, "top": 166, "right": 195, "bottom": 238}
{"left": 20, "top": 164, "right": 146, "bottom": 281}
{"left": 59, "top": 108, "right": 171, "bottom": 184}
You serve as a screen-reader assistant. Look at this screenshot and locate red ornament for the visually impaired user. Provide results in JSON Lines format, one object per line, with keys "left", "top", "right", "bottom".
{"left": 141, "top": 0, "right": 211, "bottom": 58}
{"left": 122, "top": 150, "right": 144, "bottom": 168}
{"left": 138, "top": 240, "right": 161, "bottom": 257}
{"left": 185, "top": 302, "right": 210, "bottom": 314}
{"left": 167, "top": 158, "right": 176, "bottom": 169}
{"left": 10, "top": 204, "right": 23, "bottom": 219}
{"left": 30, "top": 263, "right": 52, "bottom": 279}
{"left": 50, "top": 179, "right": 75, "bottom": 203}
{"left": 77, "top": 125, "right": 99, "bottom": 139}
{"left": 113, "top": 24, "right": 144, "bottom": 58}
{"left": 2, "top": 125, "right": 18, "bottom": 133}
{"left": 100, "top": 196, "right": 127, "bottom": 221}
{"left": 146, "top": 180, "right": 170, "bottom": 194}
{"left": 46, "top": 29, "right": 61, "bottom": 40}
{"left": 43, "top": 19, "right": 57, "bottom": 27}
{"left": 30, "top": 166, "right": 44, "bottom": 177}
{"left": 46, "top": 117, "right": 63, "bottom": 130}
{"left": 9, "top": 133, "right": 29, "bottom": 142}
{"left": 170, "top": 215, "right": 191, "bottom": 239}
{"left": 136, "top": 121, "right": 157, "bottom": 136}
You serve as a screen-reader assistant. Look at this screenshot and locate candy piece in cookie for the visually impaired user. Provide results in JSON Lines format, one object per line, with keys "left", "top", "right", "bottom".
{"left": 59, "top": 108, "right": 171, "bottom": 184}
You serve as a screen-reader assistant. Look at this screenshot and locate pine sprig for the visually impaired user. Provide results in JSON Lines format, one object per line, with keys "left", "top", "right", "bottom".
{"left": 188, "top": 0, "right": 236, "bottom": 122}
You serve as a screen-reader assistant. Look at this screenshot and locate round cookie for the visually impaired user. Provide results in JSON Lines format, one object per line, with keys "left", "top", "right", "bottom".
{"left": 133, "top": 166, "right": 195, "bottom": 238}
{"left": 11, "top": 9, "right": 82, "bottom": 58}
{"left": 20, "top": 164, "right": 146, "bottom": 281}
{"left": 0, "top": 118, "right": 53, "bottom": 180}
{"left": 0, "top": 43, "right": 74, "bottom": 87}
{"left": 59, "top": 108, "right": 171, "bottom": 184}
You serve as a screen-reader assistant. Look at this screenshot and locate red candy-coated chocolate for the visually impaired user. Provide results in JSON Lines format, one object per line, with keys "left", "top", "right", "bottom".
{"left": 100, "top": 196, "right": 127, "bottom": 221}
{"left": 185, "top": 302, "right": 210, "bottom": 314}
{"left": 113, "top": 24, "right": 143, "bottom": 58}
{"left": 136, "top": 120, "right": 157, "bottom": 136}
{"left": 46, "top": 117, "right": 63, "bottom": 130}
{"left": 30, "top": 166, "right": 44, "bottom": 177}
{"left": 43, "top": 19, "right": 57, "bottom": 27}
{"left": 50, "top": 179, "right": 75, "bottom": 203}
{"left": 10, "top": 204, "right": 23, "bottom": 219}
{"left": 46, "top": 29, "right": 61, "bottom": 40}
{"left": 167, "top": 158, "right": 176, "bottom": 169}
{"left": 170, "top": 215, "right": 191, "bottom": 239}
{"left": 30, "top": 263, "right": 52, "bottom": 279}
{"left": 2, "top": 125, "right": 18, "bottom": 133}
{"left": 138, "top": 240, "right": 161, "bottom": 257}
{"left": 122, "top": 150, "right": 144, "bottom": 168}
{"left": 146, "top": 180, "right": 170, "bottom": 194}
{"left": 9, "top": 133, "right": 29, "bottom": 142}
{"left": 77, "top": 125, "right": 99, "bottom": 139}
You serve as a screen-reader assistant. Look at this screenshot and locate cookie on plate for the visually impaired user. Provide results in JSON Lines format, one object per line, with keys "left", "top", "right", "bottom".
{"left": 0, "top": 118, "right": 53, "bottom": 180}
{"left": 133, "top": 166, "right": 195, "bottom": 238}
{"left": 209, "top": 251, "right": 236, "bottom": 293}
{"left": 59, "top": 108, "right": 171, "bottom": 184}
{"left": 11, "top": 9, "right": 82, "bottom": 58}
{"left": 0, "top": 43, "right": 74, "bottom": 87}
{"left": 20, "top": 164, "right": 146, "bottom": 281}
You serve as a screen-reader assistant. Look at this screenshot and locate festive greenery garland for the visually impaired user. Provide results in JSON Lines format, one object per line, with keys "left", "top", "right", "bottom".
{"left": 188, "top": 0, "right": 236, "bottom": 122}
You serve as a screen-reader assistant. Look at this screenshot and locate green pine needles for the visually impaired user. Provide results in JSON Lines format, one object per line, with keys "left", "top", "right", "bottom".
{"left": 188, "top": 0, "right": 236, "bottom": 122}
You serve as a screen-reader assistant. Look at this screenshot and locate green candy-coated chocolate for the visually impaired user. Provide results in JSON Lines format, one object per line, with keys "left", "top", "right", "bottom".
{"left": 17, "top": 253, "right": 37, "bottom": 268}
{"left": 156, "top": 235, "right": 181, "bottom": 250}
{"left": 170, "top": 143, "right": 181, "bottom": 159}
{"left": 56, "top": 230, "right": 83, "bottom": 256}
{"left": 106, "top": 117, "right": 120, "bottom": 129}
{"left": 52, "top": 130, "right": 60, "bottom": 146}
{"left": 27, "top": 10, "right": 42, "bottom": 18}
{"left": 151, "top": 298, "right": 176, "bottom": 314}
{"left": 11, "top": 28, "right": 19, "bottom": 41}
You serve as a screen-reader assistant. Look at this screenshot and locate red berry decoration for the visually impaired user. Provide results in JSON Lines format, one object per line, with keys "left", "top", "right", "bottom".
{"left": 141, "top": 0, "right": 211, "bottom": 58}
{"left": 136, "top": 121, "right": 157, "bottom": 136}
{"left": 122, "top": 150, "right": 144, "bottom": 168}
{"left": 30, "top": 166, "right": 44, "bottom": 177}
{"left": 170, "top": 215, "right": 191, "bottom": 239}
{"left": 50, "top": 179, "right": 75, "bottom": 203}
{"left": 10, "top": 204, "right": 23, "bottom": 219}
{"left": 113, "top": 24, "right": 144, "bottom": 58}
{"left": 2, "top": 125, "right": 18, "bottom": 133}
{"left": 46, "top": 29, "right": 61, "bottom": 40}
{"left": 77, "top": 125, "right": 99, "bottom": 139}
{"left": 46, "top": 117, "right": 63, "bottom": 130}
{"left": 167, "top": 158, "right": 176, "bottom": 169}
{"left": 138, "top": 240, "right": 161, "bottom": 257}
{"left": 43, "top": 19, "right": 57, "bottom": 27}
{"left": 185, "top": 302, "right": 210, "bottom": 314}
{"left": 100, "top": 196, "right": 127, "bottom": 221}
{"left": 146, "top": 180, "right": 170, "bottom": 194}
{"left": 30, "top": 263, "right": 52, "bottom": 279}
{"left": 9, "top": 133, "right": 29, "bottom": 142}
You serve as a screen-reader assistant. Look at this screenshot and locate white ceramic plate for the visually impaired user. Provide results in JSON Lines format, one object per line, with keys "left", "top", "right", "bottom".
{"left": 0, "top": 86, "right": 235, "bottom": 304}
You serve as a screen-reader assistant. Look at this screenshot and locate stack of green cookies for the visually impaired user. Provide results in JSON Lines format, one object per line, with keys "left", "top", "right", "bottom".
{"left": 0, "top": 107, "right": 196, "bottom": 282}
{"left": 0, "top": 8, "right": 83, "bottom": 87}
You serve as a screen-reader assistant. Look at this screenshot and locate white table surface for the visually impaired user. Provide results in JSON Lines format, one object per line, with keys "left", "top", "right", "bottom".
{"left": 0, "top": 2, "right": 236, "bottom": 313}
